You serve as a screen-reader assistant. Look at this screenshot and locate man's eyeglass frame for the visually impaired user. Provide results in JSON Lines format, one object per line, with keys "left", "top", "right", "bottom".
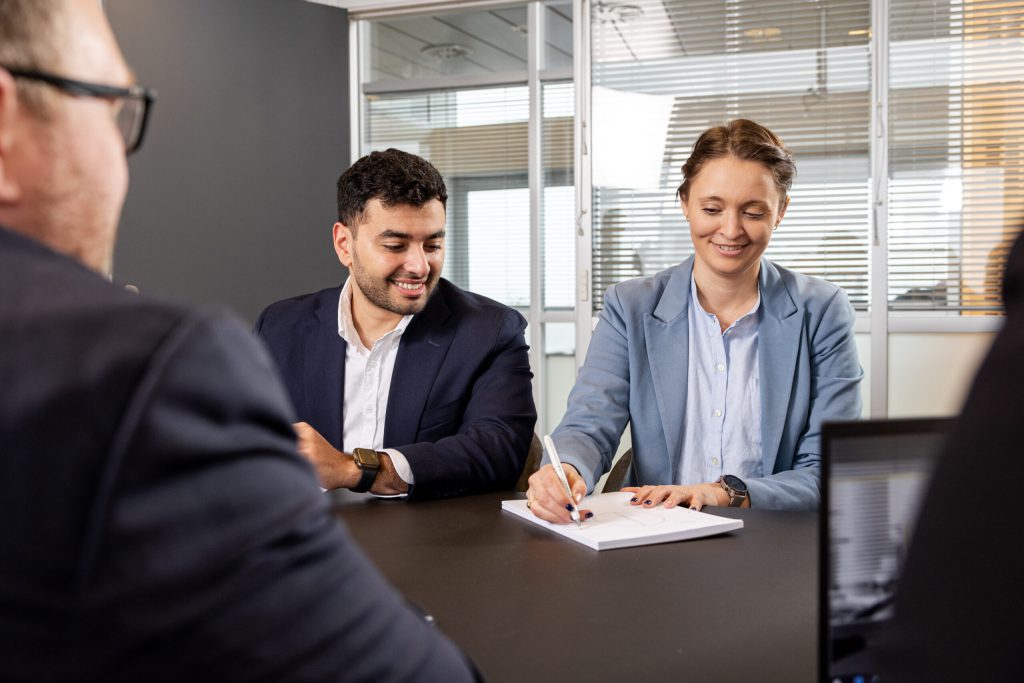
{"left": 2, "top": 66, "right": 155, "bottom": 155}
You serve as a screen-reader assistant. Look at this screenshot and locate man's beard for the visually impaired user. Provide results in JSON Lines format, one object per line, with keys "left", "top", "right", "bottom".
{"left": 350, "top": 253, "right": 439, "bottom": 316}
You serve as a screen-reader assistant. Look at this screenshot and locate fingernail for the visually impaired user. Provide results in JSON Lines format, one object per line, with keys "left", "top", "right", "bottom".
{"left": 575, "top": 493, "right": 583, "bottom": 503}
{"left": 585, "top": 511, "right": 594, "bottom": 519}
{"left": 565, "top": 503, "right": 574, "bottom": 512}
{"left": 689, "top": 506, "right": 697, "bottom": 511}
{"left": 630, "top": 497, "right": 638, "bottom": 503}
{"left": 643, "top": 500, "right": 653, "bottom": 506}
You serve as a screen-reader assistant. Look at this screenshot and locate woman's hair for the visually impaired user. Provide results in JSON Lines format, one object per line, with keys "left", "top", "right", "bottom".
{"left": 677, "top": 119, "right": 795, "bottom": 209}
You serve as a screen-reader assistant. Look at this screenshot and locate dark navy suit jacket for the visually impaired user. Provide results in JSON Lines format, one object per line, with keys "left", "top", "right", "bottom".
{"left": 878, "top": 231, "right": 1024, "bottom": 681}
{"left": 255, "top": 279, "right": 537, "bottom": 500}
{"left": 0, "top": 226, "right": 476, "bottom": 681}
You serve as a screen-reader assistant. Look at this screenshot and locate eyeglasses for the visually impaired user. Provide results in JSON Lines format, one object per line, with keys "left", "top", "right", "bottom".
{"left": 2, "top": 66, "right": 156, "bottom": 155}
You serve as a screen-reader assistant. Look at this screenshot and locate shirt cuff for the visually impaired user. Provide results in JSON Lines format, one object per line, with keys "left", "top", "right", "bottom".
{"left": 381, "top": 446, "right": 415, "bottom": 495}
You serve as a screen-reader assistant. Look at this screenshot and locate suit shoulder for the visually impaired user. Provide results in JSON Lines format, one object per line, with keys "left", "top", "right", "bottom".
{"left": 603, "top": 263, "right": 684, "bottom": 311}
{"left": 770, "top": 260, "right": 846, "bottom": 306}
{"left": 256, "top": 287, "right": 338, "bottom": 329}
{"left": 437, "top": 279, "right": 524, "bottom": 323}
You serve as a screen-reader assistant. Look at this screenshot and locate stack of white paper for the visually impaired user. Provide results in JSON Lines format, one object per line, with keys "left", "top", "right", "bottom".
{"left": 502, "top": 491, "right": 743, "bottom": 551}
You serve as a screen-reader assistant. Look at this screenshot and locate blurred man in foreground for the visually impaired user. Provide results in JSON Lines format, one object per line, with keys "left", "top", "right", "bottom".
{"left": 0, "top": 1, "right": 476, "bottom": 679}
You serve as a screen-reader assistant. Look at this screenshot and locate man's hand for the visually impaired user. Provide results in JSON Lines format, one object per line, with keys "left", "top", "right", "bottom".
{"left": 294, "top": 422, "right": 357, "bottom": 490}
{"left": 620, "top": 482, "right": 749, "bottom": 510}
{"left": 293, "top": 422, "right": 410, "bottom": 494}
{"left": 526, "top": 463, "right": 591, "bottom": 524}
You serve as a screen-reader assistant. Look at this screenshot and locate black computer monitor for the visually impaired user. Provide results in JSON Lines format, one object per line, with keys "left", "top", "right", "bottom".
{"left": 819, "top": 417, "right": 954, "bottom": 683}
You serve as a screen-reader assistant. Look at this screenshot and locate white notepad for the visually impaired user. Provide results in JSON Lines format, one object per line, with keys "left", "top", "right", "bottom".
{"left": 502, "top": 491, "right": 743, "bottom": 551}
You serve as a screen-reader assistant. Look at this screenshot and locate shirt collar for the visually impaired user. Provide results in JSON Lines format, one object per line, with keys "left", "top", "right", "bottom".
{"left": 337, "top": 277, "right": 413, "bottom": 354}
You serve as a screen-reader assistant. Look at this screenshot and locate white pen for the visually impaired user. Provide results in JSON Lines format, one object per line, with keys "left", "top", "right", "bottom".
{"left": 543, "top": 434, "right": 582, "bottom": 528}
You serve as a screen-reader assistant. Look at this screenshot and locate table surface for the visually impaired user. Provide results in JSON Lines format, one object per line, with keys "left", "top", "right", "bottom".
{"left": 334, "top": 491, "right": 818, "bottom": 682}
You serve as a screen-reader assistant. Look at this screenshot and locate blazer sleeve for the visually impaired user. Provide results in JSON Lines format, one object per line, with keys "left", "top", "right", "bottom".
{"left": 398, "top": 307, "right": 536, "bottom": 500}
{"left": 550, "top": 285, "right": 633, "bottom": 492}
{"left": 77, "top": 312, "right": 477, "bottom": 681}
{"left": 745, "top": 286, "right": 863, "bottom": 510}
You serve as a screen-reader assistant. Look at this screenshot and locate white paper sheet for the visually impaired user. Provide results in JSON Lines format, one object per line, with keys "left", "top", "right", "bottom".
{"left": 502, "top": 491, "right": 744, "bottom": 551}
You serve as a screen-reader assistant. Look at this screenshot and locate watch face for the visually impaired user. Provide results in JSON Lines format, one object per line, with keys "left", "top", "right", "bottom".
{"left": 722, "top": 474, "right": 747, "bottom": 493}
{"left": 353, "top": 448, "right": 380, "bottom": 468}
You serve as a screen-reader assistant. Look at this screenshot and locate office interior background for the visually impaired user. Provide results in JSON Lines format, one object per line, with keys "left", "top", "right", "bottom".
{"left": 108, "top": 0, "right": 1023, "bottom": 445}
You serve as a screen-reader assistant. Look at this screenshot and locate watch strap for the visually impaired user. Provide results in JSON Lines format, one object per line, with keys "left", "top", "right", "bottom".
{"left": 718, "top": 475, "right": 748, "bottom": 507}
{"left": 350, "top": 449, "right": 381, "bottom": 493}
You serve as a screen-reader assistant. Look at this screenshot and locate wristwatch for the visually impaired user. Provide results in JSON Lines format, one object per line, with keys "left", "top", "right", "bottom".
{"left": 350, "top": 448, "right": 382, "bottom": 493}
{"left": 717, "top": 474, "right": 749, "bottom": 507}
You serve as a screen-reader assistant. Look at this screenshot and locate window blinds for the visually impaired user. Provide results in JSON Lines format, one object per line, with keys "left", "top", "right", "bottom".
{"left": 590, "top": 0, "right": 872, "bottom": 311}
{"left": 887, "top": 0, "right": 1024, "bottom": 313}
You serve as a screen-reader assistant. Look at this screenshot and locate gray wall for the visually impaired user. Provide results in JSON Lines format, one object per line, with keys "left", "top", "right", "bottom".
{"left": 106, "top": 0, "right": 349, "bottom": 323}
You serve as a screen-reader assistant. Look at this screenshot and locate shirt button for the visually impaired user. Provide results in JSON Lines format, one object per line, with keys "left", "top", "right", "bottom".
{"left": 713, "top": 409, "right": 722, "bottom": 418}
{"left": 712, "top": 457, "right": 720, "bottom": 466}
{"left": 716, "top": 363, "right": 725, "bottom": 372}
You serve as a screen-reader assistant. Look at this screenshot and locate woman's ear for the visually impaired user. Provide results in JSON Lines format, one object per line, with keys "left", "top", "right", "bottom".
{"left": 776, "top": 195, "right": 791, "bottom": 227}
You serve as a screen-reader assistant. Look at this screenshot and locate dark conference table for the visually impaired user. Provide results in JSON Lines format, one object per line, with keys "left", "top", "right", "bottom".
{"left": 334, "top": 492, "right": 818, "bottom": 682}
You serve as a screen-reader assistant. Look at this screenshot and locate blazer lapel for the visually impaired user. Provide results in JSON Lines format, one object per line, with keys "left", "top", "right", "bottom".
{"left": 645, "top": 259, "right": 694, "bottom": 478}
{"left": 306, "top": 287, "right": 346, "bottom": 450}
{"left": 758, "top": 260, "right": 801, "bottom": 474}
{"left": 384, "top": 283, "right": 455, "bottom": 448}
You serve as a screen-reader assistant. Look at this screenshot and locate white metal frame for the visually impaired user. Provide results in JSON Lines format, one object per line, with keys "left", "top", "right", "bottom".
{"left": 869, "top": 0, "right": 890, "bottom": 417}
{"left": 573, "top": 0, "right": 593, "bottom": 366}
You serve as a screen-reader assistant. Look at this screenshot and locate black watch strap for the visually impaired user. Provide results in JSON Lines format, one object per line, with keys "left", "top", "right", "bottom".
{"left": 350, "top": 448, "right": 381, "bottom": 493}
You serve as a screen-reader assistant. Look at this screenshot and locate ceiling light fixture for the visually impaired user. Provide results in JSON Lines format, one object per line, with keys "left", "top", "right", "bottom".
{"left": 421, "top": 43, "right": 474, "bottom": 60}
{"left": 593, "top": 1, "right": 644, "bottom": 25}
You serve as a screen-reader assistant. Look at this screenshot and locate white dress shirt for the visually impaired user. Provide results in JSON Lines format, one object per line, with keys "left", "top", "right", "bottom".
{"left": 677, "top": 275, "right": 763, "bottom": 486}
{"left": 337, "top": 278, "right": 415, "bottom": 487}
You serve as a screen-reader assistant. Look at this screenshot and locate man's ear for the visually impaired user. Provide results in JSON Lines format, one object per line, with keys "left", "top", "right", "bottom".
{"left": 0, "top": 68, "right": 24, "bottom": 204}
{"left": 333, "top": 221, "right": 355, "bottom": 268}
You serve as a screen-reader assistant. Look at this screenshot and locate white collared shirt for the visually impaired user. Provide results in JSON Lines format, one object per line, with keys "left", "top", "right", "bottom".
{"left": 677, "top": 275, "right": 764, "bottom": 486}
{"left": 337, "top": 277, "right": 416, "bottom": 487}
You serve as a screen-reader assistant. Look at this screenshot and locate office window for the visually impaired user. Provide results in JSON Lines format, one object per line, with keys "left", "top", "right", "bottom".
{"left": 357, "top": 1, "right": 575, "bottom": 433}
{"left": 590, "top": 0, "right": 872, "bottom": 311}
{"left": 363, "top": 85, "right": 530, "bottom": 306}
{"left": 887, "top": 0, "right": 1024, "bottom": 313}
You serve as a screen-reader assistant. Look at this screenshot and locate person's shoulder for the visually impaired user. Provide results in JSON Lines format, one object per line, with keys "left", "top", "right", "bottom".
{"left": 604, "top": 260, "right": 690, "bottom": 310}
{"left": 435, "top": 279, "right": 522, "bottom": 321}
{"left": 2, "top": 228, "right": 197, "bottom": 349}
{"left": 258, "top": 287, "right": 338, "bottom": 321}
{"left": 767, "top": 258, "right": 845, "bottom": 304}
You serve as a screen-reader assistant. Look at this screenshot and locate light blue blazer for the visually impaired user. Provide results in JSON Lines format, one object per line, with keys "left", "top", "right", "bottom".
{"left": 551, "top": 256, "right": 863, "bottom": 511}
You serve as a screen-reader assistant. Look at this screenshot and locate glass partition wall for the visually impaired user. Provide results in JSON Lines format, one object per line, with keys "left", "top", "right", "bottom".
{"left": 357, "top": 2, "right": 575, "bottom": 434}
{"left": 347, "top": 0, "right": 1023, "bottom": 424}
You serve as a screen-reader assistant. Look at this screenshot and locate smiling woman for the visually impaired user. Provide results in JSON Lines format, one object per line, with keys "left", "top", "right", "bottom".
{"left": 526, "top": 119, "right": 864, "bottom": 521}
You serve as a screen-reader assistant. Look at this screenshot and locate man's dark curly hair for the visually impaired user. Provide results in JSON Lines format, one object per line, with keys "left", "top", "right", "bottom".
{"left": 336, "top": 148, "right": 448, "bottom": 232}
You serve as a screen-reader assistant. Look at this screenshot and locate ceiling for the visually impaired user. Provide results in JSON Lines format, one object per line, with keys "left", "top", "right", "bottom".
{"left": 362, "top": 0, "right": 960, "bottom": 84}
{"left": 366, "top": 3, "right": 572, "bottom": 82}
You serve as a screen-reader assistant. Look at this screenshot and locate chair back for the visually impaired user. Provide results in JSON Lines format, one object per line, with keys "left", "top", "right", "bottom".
{"left": 514, "top": 433, "right": 544, "bottom": 492}
{"left": 600, "top": 448, "right": 634, "bottom": 492}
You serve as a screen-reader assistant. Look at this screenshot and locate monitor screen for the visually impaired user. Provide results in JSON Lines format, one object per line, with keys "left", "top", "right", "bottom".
{"left": 821, "top": 419, "right": 952, "bottom": 682}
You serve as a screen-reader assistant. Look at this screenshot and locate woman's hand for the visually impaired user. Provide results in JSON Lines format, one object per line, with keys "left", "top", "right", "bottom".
{"left": 621, "top": 483, "right": 737, "bottom": 511}
{"left": 526, "top": 463, "right": 592, "bottom": 524}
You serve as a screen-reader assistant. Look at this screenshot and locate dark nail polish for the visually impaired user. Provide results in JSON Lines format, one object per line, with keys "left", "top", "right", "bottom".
{"left": 644, "top": 500, "right": 653, "bottom": 506}
{"left": 585, "top": 511, "right": 594, "bottom": 519}
{"left": 565, "top": 503, "right": 574, "bottom": 512}
{"left": 630, "top": 497, "right": 638, "bottom": 503}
